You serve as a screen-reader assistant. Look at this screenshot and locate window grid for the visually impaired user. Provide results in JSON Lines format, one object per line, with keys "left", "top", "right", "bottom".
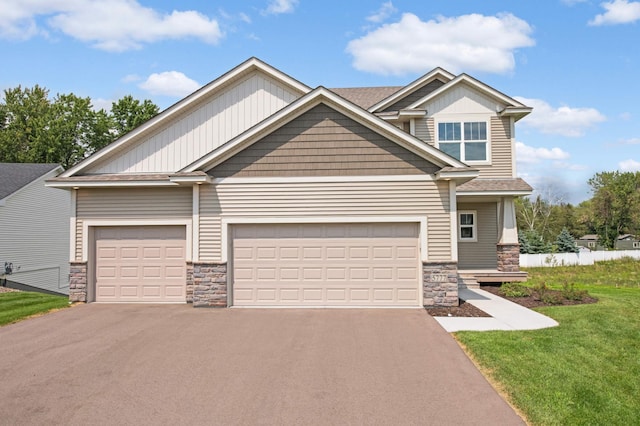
{"left": 438, "top": 121, "right": 488, "bottom": 162}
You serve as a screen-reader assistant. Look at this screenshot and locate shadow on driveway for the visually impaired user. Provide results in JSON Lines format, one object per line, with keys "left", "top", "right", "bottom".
{"left": 0, "top": 305, "right": 524, "bottom": 425}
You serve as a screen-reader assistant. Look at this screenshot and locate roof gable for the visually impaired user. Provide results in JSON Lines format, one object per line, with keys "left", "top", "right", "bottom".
{"left": 184, "top": 86, "right": 469, "bottom": 173}
{"left": 61, "top": 58, "right": 311, "bottom": 177}
{"left": 407, "top": 74, "right": 530, "bottom": 116}
{"left": 0, "top": 163, "right": 61, "bottom": 201}
{"left": 368, "top": 68, "right": 455, "bottom": 113}
{"left": 209, "top": 103, "right": 441, "bottom": 178}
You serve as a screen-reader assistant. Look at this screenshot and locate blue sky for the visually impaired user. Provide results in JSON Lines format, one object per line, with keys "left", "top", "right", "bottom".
{"left": 1, "top": 0, "right": 639, "bottom": 203}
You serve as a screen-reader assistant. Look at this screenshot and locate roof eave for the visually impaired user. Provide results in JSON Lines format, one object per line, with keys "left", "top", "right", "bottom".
{"left": 435, "top": 169, "right": 479, "bottom": 184}
{"left": 457, "top": 190, "right": 533, "bottom": 197}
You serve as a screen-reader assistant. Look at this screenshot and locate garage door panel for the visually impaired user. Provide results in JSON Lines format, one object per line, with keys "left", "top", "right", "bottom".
{"left": 232, "top": 223, "right": 420, "bottom": 307}
{"left": 95, "top": 226, "right": 186, "bottom": 303}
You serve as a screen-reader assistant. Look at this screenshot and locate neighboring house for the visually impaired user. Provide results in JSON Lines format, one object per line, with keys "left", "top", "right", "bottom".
{"left": 1, "top": 163, "right": 70, "bottom": 295}
{"left": 616, "top": 234, "right": 640, "bottom": 250}
{"left": 577, "top": 234, "right": 640, "bottom": 251}
{"left": 47, "top": 57, "right": 532, "bottom": 307}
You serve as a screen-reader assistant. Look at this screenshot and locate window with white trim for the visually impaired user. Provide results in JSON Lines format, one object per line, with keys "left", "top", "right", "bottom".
{"left": 459, "top": 211, "right": 477, "bottom": 242}
{"left": 633, "top": 242, "right": 640, "bottom": 249}
{"left": 438, "top": 121, "right": 488, "bottom": 162}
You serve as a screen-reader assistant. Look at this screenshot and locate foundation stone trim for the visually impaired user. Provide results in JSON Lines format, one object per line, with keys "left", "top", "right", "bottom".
{"left": 497, "top": 243, "right": 520, "bottom": 272}
{"left": 192, "top": 262, "right": 227, "bottom": 307}
{"left": 69, "top": 262, "right": 87, "bottom": 303}
{"left": 422, "top": 262, "right": 459, "bottom": 307}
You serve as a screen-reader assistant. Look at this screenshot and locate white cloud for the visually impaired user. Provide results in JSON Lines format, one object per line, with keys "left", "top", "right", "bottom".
{"left": 91, "top": 98, "right": 114, "bottom": 112}
{"left": 516, "top": 141, "right": 570, "bottom": 164}
{"left": 346, "top": 12, "right": 534, "bottom": 76}
{"left": 515, "top": 97, "right": 606, "bottom": 137}
{"left": 621, "top": 137, "right": 640, "bottom": 144}
{"left": 122, "top": 74, "right": 142, "bottom": 83}
{"left": 589, "top": 0, "right": 640, "bottom": 25}
{"left": 619, "top": 159, "right": 640, "bottom": 171}
{"left": 263, "top": 0, "right": 299, "bottom": 15}
{"left": 0, "top": 0, "right": 223, "bottom": 51}
{"left": 139, "top": 71, "right": 201, "bottom": 98}
{"left": 367, "top": 2, "right": 397, "bottom": 23}
{"left": 239, "top": 13, "right": 252, "bottom": 24}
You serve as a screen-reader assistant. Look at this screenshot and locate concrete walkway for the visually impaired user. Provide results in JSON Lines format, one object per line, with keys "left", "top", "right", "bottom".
{"left": 435, "top": 288, "right": 559, "bottom": 332}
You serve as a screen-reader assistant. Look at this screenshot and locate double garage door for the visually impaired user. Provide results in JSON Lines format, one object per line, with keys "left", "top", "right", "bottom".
{"left": 94, "top": 223, "right": 421, "bottom": 306}
{"left": 232, "top": 223, "right": 421, "bottom": 307}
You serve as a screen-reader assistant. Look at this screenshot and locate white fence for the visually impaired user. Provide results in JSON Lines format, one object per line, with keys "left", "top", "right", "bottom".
{"left": 520, "top": 250, "right": 640, "bottom": 267}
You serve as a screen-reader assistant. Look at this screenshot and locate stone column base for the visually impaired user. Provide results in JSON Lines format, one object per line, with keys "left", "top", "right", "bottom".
{"left": 422, "top": 262, "right": 459, "bottom": 307}
{"left": 69, "top": 262, "right": 87, "bottom": 303}
{"left": 192, "top": 262, "right": 228, "bottom": 307}
{"left": 497, "top": 243, "right": 520, "bottom": 272}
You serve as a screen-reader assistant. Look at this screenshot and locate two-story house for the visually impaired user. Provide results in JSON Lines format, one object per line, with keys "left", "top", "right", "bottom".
{"left": 47, "top": 57, "right": 532, "bottom": 307}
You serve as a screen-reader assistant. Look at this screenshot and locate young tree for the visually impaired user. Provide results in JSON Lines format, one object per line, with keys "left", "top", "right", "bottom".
{"left": 519, "top": 229, "right": 551, "bottom": 254}
{"left": 555, "top": 228, "right": 579, "bottom": 253}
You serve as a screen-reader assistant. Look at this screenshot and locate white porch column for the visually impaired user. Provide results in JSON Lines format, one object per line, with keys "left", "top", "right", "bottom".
{"left": 192, "top": 184, "right": 200, "bottom": 262}
{"left": 499, "top": 197, "right": 518, "bottom": 244}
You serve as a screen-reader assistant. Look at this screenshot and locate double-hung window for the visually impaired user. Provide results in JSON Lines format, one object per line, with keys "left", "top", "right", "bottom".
{"left": 459, "top": 211, "right": 477, "bottom": 242}
{"left": 438, "top": 121, "right": 488, "bottom": 163}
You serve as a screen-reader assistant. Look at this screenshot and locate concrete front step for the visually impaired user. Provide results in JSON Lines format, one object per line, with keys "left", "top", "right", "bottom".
{"left": 458, "top": 274, "right": 480, "bottom": 289}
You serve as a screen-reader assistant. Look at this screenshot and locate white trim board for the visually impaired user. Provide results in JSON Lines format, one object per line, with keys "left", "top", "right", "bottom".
{"left": 220, "top": 215, "right": 428, "bottom": 263}
{"left": 81, "top": 219, "right": 193, "bottom": 262}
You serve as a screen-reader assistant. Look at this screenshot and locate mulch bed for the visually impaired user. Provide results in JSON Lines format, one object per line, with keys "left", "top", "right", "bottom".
{"left": 480, "top": 284, "right": 598, "bottom": 309}
{"left": 425, "top": 285, "right": 598, "bottom": 317}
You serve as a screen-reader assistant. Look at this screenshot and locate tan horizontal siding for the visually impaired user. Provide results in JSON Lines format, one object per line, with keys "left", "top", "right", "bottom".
{"left": 199, "top": 180, "right": 452, "bottom": 262}
{"left": 458, "top": 202, "right": 498, "bottom": 269}
{"left": 415, "top": 117, "right": 435, "bottom": 145}
{"left": 474, "top": 117, "right": 513, "bottom": 178}
{"left": 383, "top": 79, "right": 446, "bottom": 112}
{"left": 75, "top": 187, "right": 192, "bottom": 260}
{"left": 209, "top": 104, "right": 439, "bottom": 178}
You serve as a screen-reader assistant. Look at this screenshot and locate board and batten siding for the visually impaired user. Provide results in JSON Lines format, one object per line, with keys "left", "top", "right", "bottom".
{"left": 414, "top": 117, "right": 513, "bottom": 178}
{"left": 74, "top": 187, "right": 192, "bottom": 260}
{"left": 88, "top": 72, "right": 301, "bottom": 174}
{"left": 0, "top": 171, "right": 70, "bottom": 294}
{"left": 457, "top": 202, "right": 498, "bottom": 269}
{"left": 210, "top": 104, "right": 439, "bottom": 177}
{"left": 199, "top": 180, "right": 452, "bottom": 262}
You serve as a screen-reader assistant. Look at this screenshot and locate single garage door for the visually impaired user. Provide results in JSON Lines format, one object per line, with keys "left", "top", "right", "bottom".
{"left": 232, "top": 223, "right": 421, "bottom": 307}
{"left": 95, "top": 226, "right": 186, "bottom": 302}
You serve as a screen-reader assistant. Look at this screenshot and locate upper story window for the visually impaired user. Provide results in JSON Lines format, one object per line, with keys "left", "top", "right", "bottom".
{"left": 437, "top": 121, "right": 488, "bottom": 163}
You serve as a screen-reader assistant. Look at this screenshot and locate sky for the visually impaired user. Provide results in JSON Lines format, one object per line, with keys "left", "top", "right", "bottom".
{"left": 1, "top": 0, "right": 639, "bottom": 204}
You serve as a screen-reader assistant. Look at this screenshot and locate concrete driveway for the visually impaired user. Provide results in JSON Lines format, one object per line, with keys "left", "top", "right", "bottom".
{"left": 0, "top": 305, "right": 524, "bottom": 425}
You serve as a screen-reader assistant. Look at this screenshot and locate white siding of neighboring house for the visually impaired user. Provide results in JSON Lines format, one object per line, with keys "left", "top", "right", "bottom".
{"left": 199, "top": 179, "right": 452, "bottom": 263}
{"left": 87, "top": 72, "right": 301, "bottom": 174}
{"left": 0, "top": 169, "right": 70, "bottom": 294}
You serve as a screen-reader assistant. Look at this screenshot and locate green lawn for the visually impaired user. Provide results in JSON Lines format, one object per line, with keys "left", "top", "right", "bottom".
{"left": 0, "top": 291, "right": 70, "bottom": 326}
{"left": 456, "top": 258, "right": 640, "bottom": 425}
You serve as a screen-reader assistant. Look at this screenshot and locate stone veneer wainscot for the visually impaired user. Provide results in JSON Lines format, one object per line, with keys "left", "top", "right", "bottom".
{"left": 497, "top": 243, "right": 520, "bottom": 273}
{"left": 422, "top": 262, "right": 459, "bottom": 307}
{"left": 191, "top": 262, "right": 227, "bottom": 307}
{"left": 69, "top": 262, "right": 87, "bottom": 302}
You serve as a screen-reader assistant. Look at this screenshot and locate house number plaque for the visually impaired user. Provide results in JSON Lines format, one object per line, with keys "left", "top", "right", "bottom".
{"left": 430, "top": 273, "right": 448, "bottom": 282}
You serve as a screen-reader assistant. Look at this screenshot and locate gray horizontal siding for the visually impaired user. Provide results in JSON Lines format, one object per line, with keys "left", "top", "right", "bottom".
{"left": 474, "top": 117, "right": 513, "bottom": 178}
{"left": 457, "top": 202, "right": 498, "bottom": 269}
{"left": 209, "top": 104, "right": 439, "bottom": 178}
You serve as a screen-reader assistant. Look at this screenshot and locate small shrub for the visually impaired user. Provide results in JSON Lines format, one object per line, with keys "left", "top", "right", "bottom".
{"left": 541, "top": 292, "right": 564, "bottom": 305}
{"left": 500, "top": 282, "right": 531, "bottom": 298}
{"left": 561, "top": 281, "right": 589, "bottom": 301}
{"left": 531, "top": 281, "right": 549, "bottom": 301}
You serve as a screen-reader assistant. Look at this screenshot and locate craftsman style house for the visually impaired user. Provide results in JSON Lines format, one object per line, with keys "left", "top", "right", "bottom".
{"left": 48, "top": 58, "right": 532, "bottom": 307}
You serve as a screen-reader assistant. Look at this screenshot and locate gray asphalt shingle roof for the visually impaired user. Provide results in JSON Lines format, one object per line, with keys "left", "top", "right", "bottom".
{"left": 0, "top": 163, "right": 60, "bottom": 200}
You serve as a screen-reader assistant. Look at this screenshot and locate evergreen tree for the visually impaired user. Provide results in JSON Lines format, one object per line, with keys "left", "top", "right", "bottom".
{"left": 555, "top": 228, "right": 579, "bottom": 253}
{"left": 519, "top": 230, "right": 551, "bottom": 254}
